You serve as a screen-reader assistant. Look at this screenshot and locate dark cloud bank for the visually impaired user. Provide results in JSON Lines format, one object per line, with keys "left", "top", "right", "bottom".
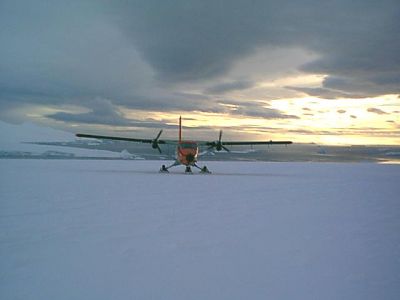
{"left": 0, "top": 0, "right": 399, "bottom": 127}
{"left": 116, "top": 0, "right": 400, "bottom": 93}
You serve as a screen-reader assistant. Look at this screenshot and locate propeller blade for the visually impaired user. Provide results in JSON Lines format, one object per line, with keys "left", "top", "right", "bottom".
{"left": 151, "top": 130, "right": 163, "bottom": 153}
{"left": 155, "top": 130, "right": 163, "bottom": 141}
{"left": 222, "top": 145, "right": 230, "bottom": 152}
{"left": 219, "top": 130, "right": 222, "bottom": 142}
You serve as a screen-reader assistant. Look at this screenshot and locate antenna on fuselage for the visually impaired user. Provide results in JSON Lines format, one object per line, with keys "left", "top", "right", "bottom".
{"left": 179, "top": 116, "right": 182, "bottom": 142}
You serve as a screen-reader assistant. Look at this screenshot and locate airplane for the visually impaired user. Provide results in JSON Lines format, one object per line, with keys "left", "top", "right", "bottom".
{"left": 76, "top": 117, "right": 292, "bottom": 174}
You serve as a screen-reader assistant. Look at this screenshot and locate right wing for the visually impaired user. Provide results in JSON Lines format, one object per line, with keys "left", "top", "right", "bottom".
{"left": 76, "top": 133, "right": 167, "bottom": 144}
{"left": 76, "top": 132, "right": 177, "bottom": 153}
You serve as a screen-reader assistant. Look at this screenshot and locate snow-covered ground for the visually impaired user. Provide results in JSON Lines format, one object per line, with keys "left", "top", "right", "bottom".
{"left": 1, "top": 160, "right": 399, "bottom": 300}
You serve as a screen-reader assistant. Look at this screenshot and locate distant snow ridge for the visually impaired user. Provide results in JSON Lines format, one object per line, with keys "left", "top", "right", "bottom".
{"left": 120, "top": 149, "right": 144, "bottom": 160}
{"left": 120, "top": 149, "right": 133, "bottom": 159}
{"left": 42, "top": 150, "right": 74, "bottom": 158}
{"left": 385, "top": 151, "right": 400, "bottom": 157}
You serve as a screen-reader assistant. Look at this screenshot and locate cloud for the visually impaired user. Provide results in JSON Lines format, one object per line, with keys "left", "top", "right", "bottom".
{"left": 47, "top": 98, "right": 178, "bottom": 129}
{"left": 0, "top": 0, "right": 399, "bottom": 131}
{"left": 113, "top": 0, "right": 400, "bottom": 95}
{"left": 217, "top": 100, "right": 298, "bottom": 119}
{"left": 0, "top": 1, "right": 156, "bottom": 114}
{"left": 337, "top": 110, "right": 346, "bottom": 114}
{"left": 47, "top": 99, "right": 132, "bottom": 126}
{"left": 286, "top": 86, "right": 366, "bottom": 99}
{"left": 288, "top": 127, "right": 400, "bottom": 138}
{"left": 232, "top": 106, "right": 299, "bottom": 119}
{"left": 320, "top": 75, "right": 400, "bottom": 97}
{"left": 205, "top": 80, "right": 255, "bottom": 94}
{"left": 367, "top": 108, "right": 389, "bottom": 115}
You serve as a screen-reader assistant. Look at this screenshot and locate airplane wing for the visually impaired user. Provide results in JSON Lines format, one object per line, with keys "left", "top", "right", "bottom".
{"left": 213, "top": 141, "right": 292, "bottom": 146}
{"left": 76, "top": 133, "right": 167, "bottom": 144}
{"left": 76, "top": 131, "right": 176, "bottom": 153}
{"left": 200, "top": 130, "right": 292, "bottom": 152}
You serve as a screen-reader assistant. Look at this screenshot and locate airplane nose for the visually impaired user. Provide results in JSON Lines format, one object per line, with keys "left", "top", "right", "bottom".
{"left": 186, "top": 153, "right": 195, "bottom": 163}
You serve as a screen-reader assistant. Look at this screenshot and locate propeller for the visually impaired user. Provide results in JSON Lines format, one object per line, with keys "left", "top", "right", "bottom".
{"left": 208, "top": 130, "right": 230, "bottom": 152}
{"left": 151, "top": 130, "right": 163, "bottom": 153}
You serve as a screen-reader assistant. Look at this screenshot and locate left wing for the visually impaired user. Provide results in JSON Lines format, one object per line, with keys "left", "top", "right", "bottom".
{"left": 220, "top": 141, "right": 292, "bottom": 145}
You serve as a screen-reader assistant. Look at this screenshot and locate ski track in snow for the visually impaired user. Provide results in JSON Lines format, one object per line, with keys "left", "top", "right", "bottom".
{"left": 1, "top": 160, "right": 400, "bottom": 300}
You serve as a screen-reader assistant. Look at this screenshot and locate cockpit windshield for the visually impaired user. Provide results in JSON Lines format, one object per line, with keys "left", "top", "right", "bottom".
{"left": 179, "top": 142, "right": 197, "bottom": 149}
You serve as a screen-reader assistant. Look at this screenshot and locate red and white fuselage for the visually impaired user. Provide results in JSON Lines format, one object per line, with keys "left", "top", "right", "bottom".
{"left": 176, "top": 116, "right": 199, "bottom": 166}
{"left": 176, "top": 140, "right": 198, "bottom": 166}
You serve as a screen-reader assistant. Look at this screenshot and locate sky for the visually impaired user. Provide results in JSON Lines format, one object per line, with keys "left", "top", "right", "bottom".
{"left": 0, "top": 0, "right": 399, "bottom": 145}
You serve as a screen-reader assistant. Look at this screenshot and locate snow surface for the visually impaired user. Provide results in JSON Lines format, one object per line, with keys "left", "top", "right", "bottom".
{"left": 1, "top": 160, "right": 400, "bottom": 300}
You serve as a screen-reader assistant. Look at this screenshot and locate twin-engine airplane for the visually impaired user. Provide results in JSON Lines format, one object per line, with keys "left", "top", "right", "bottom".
{"left": 76, "top": 117, "right": 292, "bottom": 173}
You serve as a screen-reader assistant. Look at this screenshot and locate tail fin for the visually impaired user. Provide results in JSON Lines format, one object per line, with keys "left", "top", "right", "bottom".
{"left": 179, "top": 116, "right": 182, "bottom": 142}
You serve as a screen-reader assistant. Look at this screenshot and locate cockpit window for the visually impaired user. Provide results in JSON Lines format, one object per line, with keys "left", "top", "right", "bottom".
{"left": 180, "top": 143, "right": 197, "bottom": 149}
